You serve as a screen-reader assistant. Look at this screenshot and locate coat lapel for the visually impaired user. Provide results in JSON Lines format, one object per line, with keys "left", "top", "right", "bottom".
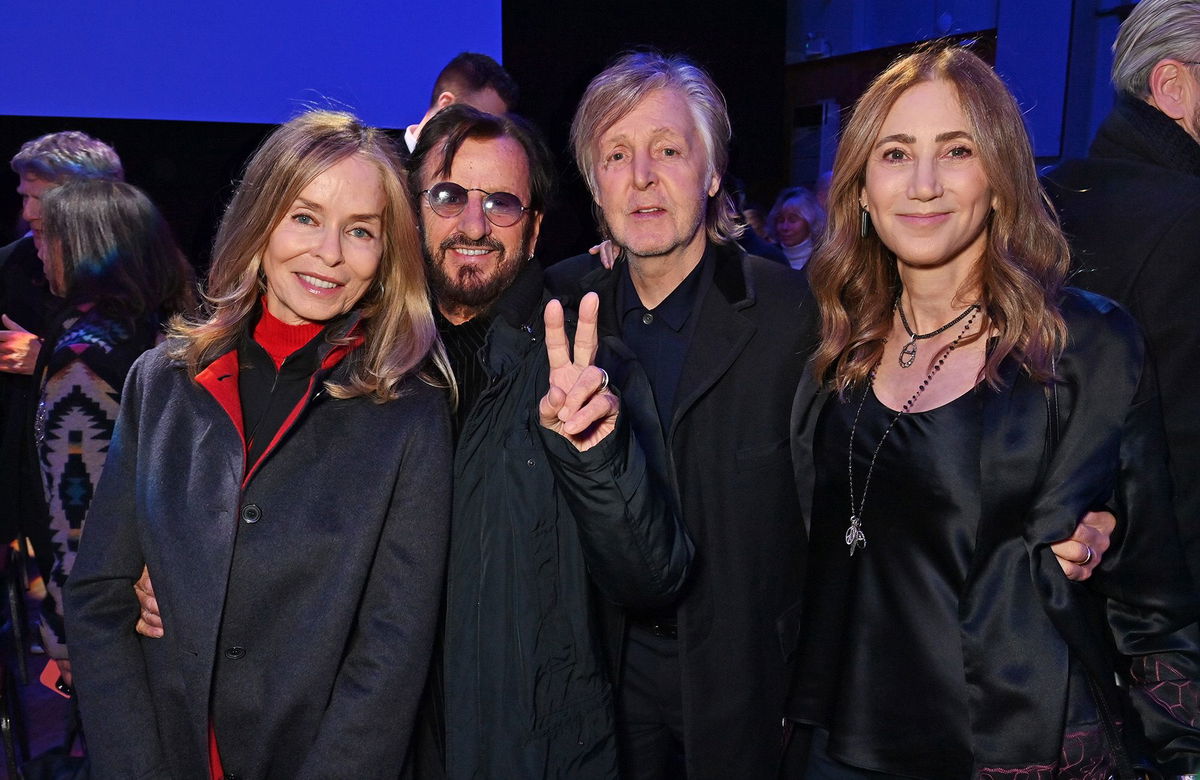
{"left": 671, "top": 246, "right": 755, "bottom": 437}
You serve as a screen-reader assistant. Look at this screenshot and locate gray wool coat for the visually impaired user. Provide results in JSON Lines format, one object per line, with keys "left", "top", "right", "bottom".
{"left": 66, "top": 326, "right": 452, "bottom": 780}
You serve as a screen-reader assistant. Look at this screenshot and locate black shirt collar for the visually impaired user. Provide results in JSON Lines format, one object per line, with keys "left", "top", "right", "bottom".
{"left": 617, "top": 245, "right": 714, "bottom": 333}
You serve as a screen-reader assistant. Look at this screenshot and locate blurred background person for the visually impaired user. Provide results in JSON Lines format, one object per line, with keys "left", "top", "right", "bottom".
{"left": 402, "top": 52, "right": 519, "bottom": 156}
{"left": 1, "top": 132, "right": 124, "bottom": 587}
{"left": 1045, "top": 0, "right": 1200, "bottom": 582}
{"left": 767, "top": 185, "right": 825, "bottom": 270}
{"left": 34, "top": 178, "right": 195, "bottom": 688}
{"left": 786, "top": 45, "right": 1200, "bottom": 777}
{"left": 65, "top": 110, "right": 452, "bottom": 778}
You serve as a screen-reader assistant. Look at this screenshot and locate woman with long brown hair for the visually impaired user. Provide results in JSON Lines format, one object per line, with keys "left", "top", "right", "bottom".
{"left": 66, "top": 110, "right": 452, "bottom": 778}
{"left": 784, "top": 45, "right": 1200, "bottom": 777}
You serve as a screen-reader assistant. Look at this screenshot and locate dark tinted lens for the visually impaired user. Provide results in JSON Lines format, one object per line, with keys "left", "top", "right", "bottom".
{"left": 483, "top": 192, "right": 525, "bottom": 225}
{"left": 428, "top": 182, "right": 468, "bottom": 214}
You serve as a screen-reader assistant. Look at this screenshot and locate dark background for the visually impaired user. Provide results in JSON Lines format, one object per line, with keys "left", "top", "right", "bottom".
{"left": 0, "top": 0, "right": 1127, "bottom": 272}
{"left": 1, "top": 0, "right": 790, "bottom": 269}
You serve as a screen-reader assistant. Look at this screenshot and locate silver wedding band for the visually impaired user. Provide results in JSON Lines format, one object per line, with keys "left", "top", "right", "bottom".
{"left": 597, "top": 367, "right": 610, "bottom": 394}
{"left": 1078, "top": 545, "right": 1093, "bottom": 567}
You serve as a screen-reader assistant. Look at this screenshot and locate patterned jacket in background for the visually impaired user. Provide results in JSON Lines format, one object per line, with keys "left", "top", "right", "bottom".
{"left": 36, "top": 304, "right": 160, "bottom": 659}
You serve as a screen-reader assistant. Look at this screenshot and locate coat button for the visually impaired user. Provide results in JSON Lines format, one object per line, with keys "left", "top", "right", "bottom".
{"left": 224, "top": 646, "right": 246, "bottom": 660}
{"left": 240, "top": 504, "right": 261, "bottom": 524}
{"left": 526, "top": 458, "right": 535, "bottom": 467}
{"left": 642, "top": 312, "right": 654, "bottom": 325}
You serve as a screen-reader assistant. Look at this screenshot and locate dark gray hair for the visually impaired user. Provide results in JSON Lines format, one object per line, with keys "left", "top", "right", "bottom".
{"left": 1112, "top": 0, "right": 1200, "bottom": 98}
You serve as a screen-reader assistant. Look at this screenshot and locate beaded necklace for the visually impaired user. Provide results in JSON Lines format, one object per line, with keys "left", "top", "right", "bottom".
{"left": 895, "top": 293, "right": 980, "bottom": 369}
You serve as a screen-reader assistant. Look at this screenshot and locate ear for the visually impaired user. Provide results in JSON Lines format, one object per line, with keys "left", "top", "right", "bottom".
{"left": 434, "top": 91, "right": 456, "bottom": 111}
{"left": 707, "top": 171, "right": 722, "bottom": 198}
{"left": 859, "top": 186, "right": 868, "bottom": 211}
{"left": 1147, "top": 59, "right": 1194, "bottom": 122}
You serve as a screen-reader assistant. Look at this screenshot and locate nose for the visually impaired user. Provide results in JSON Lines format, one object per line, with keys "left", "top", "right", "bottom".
{"left": 908, "top": 156, "right": 944, "bottom": 201}
{"left": 22, "top": 196, "right": 40, "bottom": 225}
{"left": 632, "top": 152, "right": 655, "bottom": 191}
{"left": 312, "top": 225, "right": 344, "bottom": 266}
{"left": 457, "top": 192, "right": 491, "bottom": 240}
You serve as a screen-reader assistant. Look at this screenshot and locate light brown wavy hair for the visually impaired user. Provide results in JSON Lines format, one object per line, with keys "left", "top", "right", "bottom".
{"left": 808, "top": 44, "right": 1069, "bottom": 393}
{"left": 170, "top": 110, "right": 447, "bottom": 402}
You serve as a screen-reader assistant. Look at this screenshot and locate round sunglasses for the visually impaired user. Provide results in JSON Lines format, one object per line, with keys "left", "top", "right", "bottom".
{"left": 420, "top": 182, "right": 530, "bottom": 228}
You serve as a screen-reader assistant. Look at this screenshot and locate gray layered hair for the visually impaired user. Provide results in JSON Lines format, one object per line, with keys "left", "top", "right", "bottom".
{"left": 570, "top": 51, "right": 740, "bottom": 243}
{"left": 10, "top": 131, "right": 124, "bottom": 183}
{"left": 1112, "top": 0, "right": 1200, "bottom": 98}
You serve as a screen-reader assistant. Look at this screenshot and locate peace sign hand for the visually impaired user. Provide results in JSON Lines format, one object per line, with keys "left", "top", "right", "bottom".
{"left": 539, "top": 292, "right": 619, "bottom": 451}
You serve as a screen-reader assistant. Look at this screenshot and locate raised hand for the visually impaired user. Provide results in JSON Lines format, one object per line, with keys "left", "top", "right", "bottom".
{"left": 539, "top": 292, "right": 619, "bottom": 451}
{"left": 0, "top": 314, "right": 40, "bottom": 375}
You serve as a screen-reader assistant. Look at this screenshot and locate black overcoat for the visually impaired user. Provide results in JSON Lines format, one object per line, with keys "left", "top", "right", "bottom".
{"left": 547, "top": 241, "right": 818, "bottom": 779}
{"left": 66, "top": 324, "right": 452, "bottom": 779}
{"left": 1044, "top": 96, "right": 1200, "bottom": 581}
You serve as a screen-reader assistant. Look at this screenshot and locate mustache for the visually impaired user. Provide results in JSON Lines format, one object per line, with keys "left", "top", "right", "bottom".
{"left": 438, "top": 233, "right": 505, "bottom": 254}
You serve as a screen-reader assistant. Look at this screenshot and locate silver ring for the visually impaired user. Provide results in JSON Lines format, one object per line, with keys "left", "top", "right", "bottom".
{"left": 1079, "top": 545, "right": 1093, "bottom": 566}
{"left": 596, "top": 367, "right": 610, "bottom": 393}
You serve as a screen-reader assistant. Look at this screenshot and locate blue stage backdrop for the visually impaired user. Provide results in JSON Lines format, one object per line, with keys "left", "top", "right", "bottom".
{"left": 3, "top": 0, "right": 503, "bottom": 128}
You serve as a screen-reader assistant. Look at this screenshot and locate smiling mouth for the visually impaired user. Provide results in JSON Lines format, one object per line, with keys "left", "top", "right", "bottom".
{"left": 297, "top": 273, "right": 341, "bottom": 290}
{"left": 633, "top": 207, "right": 665, "bottom": 214}
{"left": 454, "top": 247, "right": 492, "bottom": 257}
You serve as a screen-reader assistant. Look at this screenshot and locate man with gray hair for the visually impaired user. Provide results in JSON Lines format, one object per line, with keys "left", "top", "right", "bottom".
{"left": 0, "top": 130, "right": 123, "bottom": 572}
{"left": 546, "top": 51, "right": 817, "bottom": 779}
{"left": 2, "top": 130, "right": 125, "bottom": 373}
{"left": 1046, "top": 0, "right": 1200, "bottom": 580}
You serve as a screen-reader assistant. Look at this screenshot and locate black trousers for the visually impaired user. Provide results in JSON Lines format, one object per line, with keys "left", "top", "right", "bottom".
{"left": 617, "top": 625, "right": 686, "bottom": 780}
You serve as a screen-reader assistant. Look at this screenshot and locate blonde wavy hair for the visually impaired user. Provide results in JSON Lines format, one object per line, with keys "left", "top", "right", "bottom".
{"left": 170, "top": 110, "right": 447, "bottom": 402}
{"left": 809, "top": 44, "right": 1069, "bottom": 392}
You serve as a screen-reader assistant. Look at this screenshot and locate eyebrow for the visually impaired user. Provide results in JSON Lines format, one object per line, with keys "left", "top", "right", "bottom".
{"left": 294, "top": 198, "right": 381, "bottom": 222}
{"left": 602, "top": 126, "right": 686, "bottom": 146}
{"left": 874, "top": 130, "right": 974, "bottom": 148}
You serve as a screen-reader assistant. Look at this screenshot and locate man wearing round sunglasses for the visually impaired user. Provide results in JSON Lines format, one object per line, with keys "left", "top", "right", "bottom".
{"left": 132, "top": 105, "right": 689, "bottom": 779}
{"left": 408, "top": 104, "right": 690, "bottom": 779}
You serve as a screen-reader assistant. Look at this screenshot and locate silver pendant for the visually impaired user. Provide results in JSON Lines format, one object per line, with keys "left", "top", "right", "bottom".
{"left": 845, "top": 515, "right": 866, "bottom": 555}
{"left": 899, "top": 339, "right": 917, "bottom": 368}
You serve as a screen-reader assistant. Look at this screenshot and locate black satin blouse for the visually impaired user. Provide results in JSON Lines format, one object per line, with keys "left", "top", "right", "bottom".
{"left": 793, "top": 381, "right": 984, "bottom": 779}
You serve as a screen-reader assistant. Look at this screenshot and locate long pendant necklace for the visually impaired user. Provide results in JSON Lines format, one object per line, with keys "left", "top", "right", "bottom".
{"left": 845, "top": 306, "right": 980, "bottom": 555}
{"left": 895, "top": 293, "right": 980, "bottom": 369}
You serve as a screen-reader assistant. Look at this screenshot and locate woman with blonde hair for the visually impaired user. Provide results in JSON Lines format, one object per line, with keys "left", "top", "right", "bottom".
{"left": 767, "top": 185, "right": 825, "bottom": 270}
{"left": 66, "top": 110, "right": 452, "bottom": 778}
{"left": 784, "top": 45, "right": 1200, "bottom": 777}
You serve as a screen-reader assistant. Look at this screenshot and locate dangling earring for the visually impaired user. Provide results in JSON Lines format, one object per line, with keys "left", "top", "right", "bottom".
{"left": 860, "top": 207, "right": 871, "bottom": 238}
